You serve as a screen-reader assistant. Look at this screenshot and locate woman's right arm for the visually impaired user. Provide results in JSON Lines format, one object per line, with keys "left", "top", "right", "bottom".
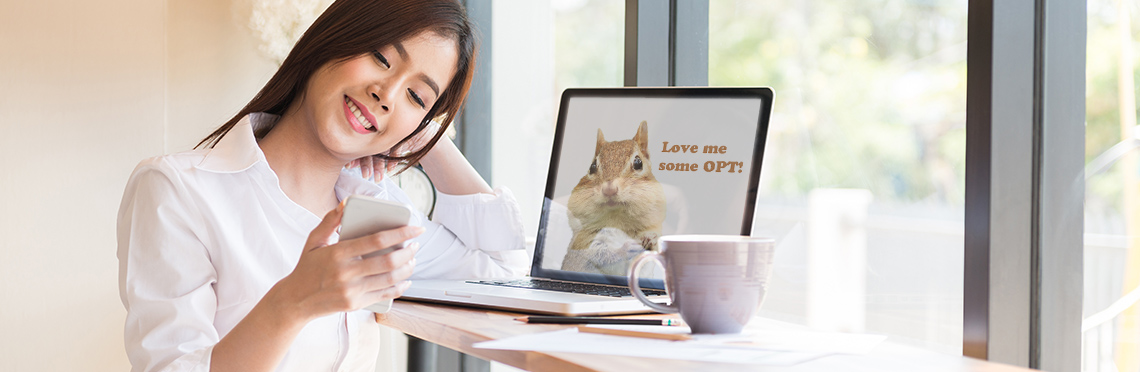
{"left": 210, "top": 205, "right": 421, "bottom": 372}
{"left": 119, "top": 160, "right": 220, "bottom": 372}
{"left": 119, "top": 159, "right": 420, "bottom": 372}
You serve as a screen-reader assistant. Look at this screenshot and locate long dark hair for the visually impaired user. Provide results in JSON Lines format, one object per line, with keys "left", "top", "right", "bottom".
{"left": 197, "top": 0, "right": 476, "bottom": 169}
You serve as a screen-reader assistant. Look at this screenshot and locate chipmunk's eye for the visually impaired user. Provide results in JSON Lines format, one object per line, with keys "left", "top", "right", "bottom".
{"left": 632, "top": 156, "right": 643, "bottom": 171}
{"left": 589, "top": 160, "right": 598, "bottom": 175}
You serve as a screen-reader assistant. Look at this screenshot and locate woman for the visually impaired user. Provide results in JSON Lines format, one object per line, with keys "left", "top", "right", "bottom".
{"left": 116, "top": 1, "right": 527, "bottom": 371}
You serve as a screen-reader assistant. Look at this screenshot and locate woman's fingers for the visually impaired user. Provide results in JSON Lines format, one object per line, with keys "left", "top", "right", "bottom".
{"left": 359, "top": 281, "right": 414, "bottom": 306}
{"left": 341, "top": 246, "right": 416, "bottom": 310}
{"left": 348, "top": 155, "right": 388, "bottom": 182}
{"left": 352, "top": 242, "right": 418, "bottom": 276}
{"left": 360, "top": 156, "right": 374, "bottom": 181}
{"left": 291, "top": 203, "right": 422, "bottom": 312}
{"left": 340, "top": 243, "right": 416, "bottom": 310}
{"left": 370, "top": 156, "right": 388, "bottom": 181}
{"left": 305, "top": 201, "right": 345, "bottom": 251}
{"left": 359, "top": 255, "right": 416, "bottom": 292}
{"left": 341, "top": 225, "right": 423, "bottom": 258}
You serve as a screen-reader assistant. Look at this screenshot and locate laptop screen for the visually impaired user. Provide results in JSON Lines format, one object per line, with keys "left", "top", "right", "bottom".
{"left": 531, "top": 88, "right": 773, "bottom": 288}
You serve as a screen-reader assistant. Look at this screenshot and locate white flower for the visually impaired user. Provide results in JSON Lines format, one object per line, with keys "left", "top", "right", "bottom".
{"left": 249, "top": 0, "right": 335, "bottom": 65}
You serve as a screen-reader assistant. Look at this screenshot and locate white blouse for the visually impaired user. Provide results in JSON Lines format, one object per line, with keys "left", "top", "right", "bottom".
{"left": 117, "top": 113, "right": 529, "bottom": 372}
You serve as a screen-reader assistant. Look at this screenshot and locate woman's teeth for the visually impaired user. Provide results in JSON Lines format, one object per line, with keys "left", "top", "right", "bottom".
{"left": 345, "top": 98, "right": 375, "bottom": 130}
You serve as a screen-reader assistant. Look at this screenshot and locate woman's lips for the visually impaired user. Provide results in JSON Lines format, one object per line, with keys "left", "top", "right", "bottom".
{"left": 343, "top": 96, "right": 377, "bottom": 135}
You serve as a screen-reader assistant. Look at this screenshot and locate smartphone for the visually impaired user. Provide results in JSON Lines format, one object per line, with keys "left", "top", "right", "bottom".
{"left": 339, "top": 194, "right": 413, "bottom": 313}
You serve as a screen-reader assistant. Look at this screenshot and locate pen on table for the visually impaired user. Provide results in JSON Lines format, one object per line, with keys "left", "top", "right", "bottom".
{"left": 514, "top": 316, "right": 681, "bottom": 326}
{"left": 576, "top": 326, "right": 693, "bottom": 341}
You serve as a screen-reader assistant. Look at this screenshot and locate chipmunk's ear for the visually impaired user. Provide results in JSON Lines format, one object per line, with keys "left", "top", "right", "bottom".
{"left": 595, "top": 128, "right": 606, "bottom": 155}
{"left": 634, "top": 121, "right": 649, "bottom": 157}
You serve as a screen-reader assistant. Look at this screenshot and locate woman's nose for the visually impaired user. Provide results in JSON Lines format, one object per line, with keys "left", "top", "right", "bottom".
{"left": 370, "top": 92, "right": 390, "bottom": 112}
{"left": 369, "top": 85, "right": 394, "bottom": 113}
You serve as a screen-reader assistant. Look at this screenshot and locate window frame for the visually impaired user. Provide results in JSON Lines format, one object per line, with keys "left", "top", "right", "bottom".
{"left": 965, "top": 0, "right": 1085, "bottom": 369}
{"left": 457, "top": 0, "right": 1087, "bottom": 369}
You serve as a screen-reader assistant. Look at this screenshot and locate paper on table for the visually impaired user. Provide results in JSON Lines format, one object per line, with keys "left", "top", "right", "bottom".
{"left": 474, "top": 324, "right": 888, "bottom": 365}
{"left": 553, "top": 324, "right": 886, "bottom": 355}
{"left": 473, "top": 327, "right": 829, "bottom": 366}
{"left": 680, "top": 327, "right": 889, "bottom": 355}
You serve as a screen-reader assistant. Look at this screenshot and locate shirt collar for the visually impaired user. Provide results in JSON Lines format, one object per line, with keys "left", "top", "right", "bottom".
{"left": 196, "top": 113, "right": 277, "bottom": 173}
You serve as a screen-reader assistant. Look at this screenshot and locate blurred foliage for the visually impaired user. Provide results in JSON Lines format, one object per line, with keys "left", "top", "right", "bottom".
{"left": 552, "top": 0, "right": 625, "bottom": 94}
{"left": 710, "top": 0, "right": 968, "bottom": 206}
{"left": 1086, "top": 0, "right": 1140, "bottom": 233}
{"left": 548, "top": 0, "right": 1138, "bottom": 213}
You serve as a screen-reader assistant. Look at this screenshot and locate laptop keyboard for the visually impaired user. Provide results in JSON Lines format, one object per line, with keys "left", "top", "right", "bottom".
{"left": 468, "top": 278, "right": 667, "bottom": 298}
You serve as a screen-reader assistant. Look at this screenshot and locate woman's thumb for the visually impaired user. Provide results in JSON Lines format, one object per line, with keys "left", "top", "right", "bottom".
{"left": 305, "top": 200, "right": 345, "bottom": 251}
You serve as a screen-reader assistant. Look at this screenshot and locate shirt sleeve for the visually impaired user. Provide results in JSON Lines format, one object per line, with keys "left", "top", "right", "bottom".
{"left": 377, "top": 180, "right": 529, "bottom": 279}
{"left": 431, "top": 187, "right": 525, "bottom": 252}
{"left": 117, "top": 157, "right": 218, "bottom": 372}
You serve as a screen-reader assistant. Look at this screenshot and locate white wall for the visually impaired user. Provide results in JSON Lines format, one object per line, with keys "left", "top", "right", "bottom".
{"left": 167, "top": 0, "right": 278, "bottom": 150}
{"left": 0, "top": 0, "right": 275, "bottom": 370}
{"left": 490, "top": 0, "right": 555, "bottom": 241}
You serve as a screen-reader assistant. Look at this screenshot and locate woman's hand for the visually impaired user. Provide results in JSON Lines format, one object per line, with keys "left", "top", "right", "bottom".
{"left": 346, "top": 155, "right": 389, "bottom": 183}
{"left": 270, "top": 203, "right": 422, "bottom": 321}
{"left": 345, "top": 119, "right": 491, "bottom": 195}
{"left": 347, "top": 121, "right": 441, "bottom": 182}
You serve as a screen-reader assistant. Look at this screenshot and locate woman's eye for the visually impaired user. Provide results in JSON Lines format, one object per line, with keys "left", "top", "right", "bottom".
{"left": 371, "top": 51, "right": 390, "bottom": 68}
{"left": 408, "top": 88, "right": 426, "bottom": 109}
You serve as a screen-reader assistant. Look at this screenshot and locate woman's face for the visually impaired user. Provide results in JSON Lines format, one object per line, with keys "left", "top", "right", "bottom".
{"left": 297, "top": 31, "right": 459, "bottom": 161}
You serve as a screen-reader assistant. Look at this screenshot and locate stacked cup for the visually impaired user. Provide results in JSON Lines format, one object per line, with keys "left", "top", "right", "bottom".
{"left": 629, "top": 235, "right": 776, "bottom": 334}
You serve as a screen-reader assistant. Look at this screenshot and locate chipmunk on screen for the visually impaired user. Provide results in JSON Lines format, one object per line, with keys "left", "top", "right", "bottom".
{"left": 561, "top": 121, "right": 666, "bottom": 276}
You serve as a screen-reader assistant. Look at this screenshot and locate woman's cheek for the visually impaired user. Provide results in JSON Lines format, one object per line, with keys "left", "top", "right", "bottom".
{"left": 401, "top": 115, "right": 421, "bottom": 137}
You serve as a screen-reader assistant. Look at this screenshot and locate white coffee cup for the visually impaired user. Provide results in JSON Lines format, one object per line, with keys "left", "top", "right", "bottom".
{"left": 629, "top": 235, "right": 776, "bottom": 334}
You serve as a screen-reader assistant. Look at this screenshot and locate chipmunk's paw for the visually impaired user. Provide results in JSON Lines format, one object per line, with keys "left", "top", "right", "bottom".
{"left": 639, "top": 231, "right": 661, "bottom": 251}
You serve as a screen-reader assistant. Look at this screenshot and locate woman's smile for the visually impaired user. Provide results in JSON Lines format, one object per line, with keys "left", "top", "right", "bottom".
{"left": 343, "top": 95, "right": 378, "bottom": 134}
{"left": 266, "top": 30, "right": 459, "bottom": 163}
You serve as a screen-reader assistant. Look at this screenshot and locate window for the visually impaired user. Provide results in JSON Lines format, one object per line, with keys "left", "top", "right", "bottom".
{"left": 709, "top": 0, "right": 968, "bottom": 353}
{"left": 1083, "top": 1, "right": 1140, "bottom": 370}
{"left": 475, "top": 0, "right": 1087, "bottom": 365}
{"left": 488, "top": 0, "right": 625, "bottom": 241}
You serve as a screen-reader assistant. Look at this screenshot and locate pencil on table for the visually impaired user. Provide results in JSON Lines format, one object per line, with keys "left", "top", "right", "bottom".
{"left": 576, "top": 325, "right": 692, "bottom": 341}
{"left": 514, "top": 316, "right": 681, "bottom": 326}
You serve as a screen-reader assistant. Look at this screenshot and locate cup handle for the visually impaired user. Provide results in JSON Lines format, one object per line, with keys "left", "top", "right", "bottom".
{"left": 628, "top": 252, "right": 678, "bottom": 314}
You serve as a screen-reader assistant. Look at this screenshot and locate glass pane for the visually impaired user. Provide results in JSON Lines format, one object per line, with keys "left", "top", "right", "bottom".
{"left": 490, "top": 0, "right": 624, "bottom": 240}
{"left": 1083, "top": 1, "right": 1140, "bottom": 370}
{"left": 710, "top": 0, "right": 968, "bottom": 354}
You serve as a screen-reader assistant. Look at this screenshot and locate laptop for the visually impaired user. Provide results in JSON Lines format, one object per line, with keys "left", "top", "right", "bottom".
{"left": 400, "top": 87, "right": 774, "bottom": 315}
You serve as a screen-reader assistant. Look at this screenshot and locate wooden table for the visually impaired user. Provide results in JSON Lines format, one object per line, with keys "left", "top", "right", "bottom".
{"left": 376, "top": 300, "right": 1036, "bottom": 372}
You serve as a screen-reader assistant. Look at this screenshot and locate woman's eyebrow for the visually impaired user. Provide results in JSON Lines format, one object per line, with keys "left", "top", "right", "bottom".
{"left": 392, "top": 42, "right": 440, "bottom": 97}
{"left": 393, "top": 42, "right": 410, "bottom": 61}
{"left": 420, "top": 74, "right": 440, "bottom": 97}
